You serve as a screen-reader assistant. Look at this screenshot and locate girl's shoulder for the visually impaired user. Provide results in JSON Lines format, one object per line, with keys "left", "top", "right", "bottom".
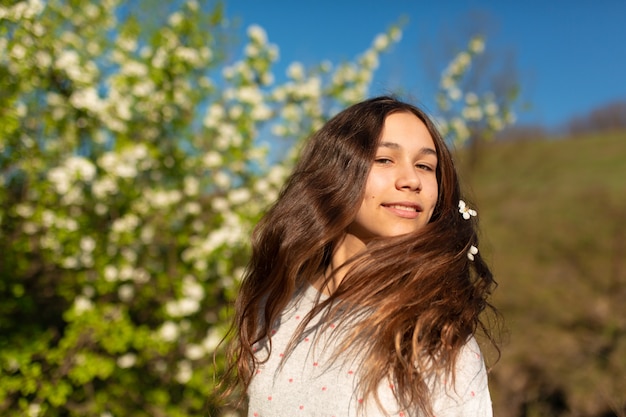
{"left": 430, "top": 336, "right": 493, "bottom": 416}
{"left": 456, "top": 336, "right": 488, "bottom": 381}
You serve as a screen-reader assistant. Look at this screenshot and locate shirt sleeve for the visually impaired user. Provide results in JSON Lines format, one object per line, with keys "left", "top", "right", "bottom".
{"left": 429, "top": 337, "right": 493, "bottom": 417}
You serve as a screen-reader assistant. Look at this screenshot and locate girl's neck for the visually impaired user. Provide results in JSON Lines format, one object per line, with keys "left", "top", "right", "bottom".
{"left": 313, "top": 233, "right": 367, "bottom": 295}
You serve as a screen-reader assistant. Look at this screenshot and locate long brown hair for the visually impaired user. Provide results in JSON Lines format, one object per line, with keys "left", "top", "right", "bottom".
{"left": 224, "top": 96, "right": 498, "bottom": 416}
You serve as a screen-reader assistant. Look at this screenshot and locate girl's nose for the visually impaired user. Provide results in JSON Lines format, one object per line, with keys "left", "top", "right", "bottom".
{"left": 395, "top": 164, "right": 421, "bottom": 191}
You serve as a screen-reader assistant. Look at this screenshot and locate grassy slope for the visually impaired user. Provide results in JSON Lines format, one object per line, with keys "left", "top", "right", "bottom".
{"left": 455, "top": 131, "right": 626, "bottom": 417}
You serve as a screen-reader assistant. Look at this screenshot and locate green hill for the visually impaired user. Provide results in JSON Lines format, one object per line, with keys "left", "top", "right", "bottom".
{"left": 457, "top": 131, "right": 626, "bottom": 417}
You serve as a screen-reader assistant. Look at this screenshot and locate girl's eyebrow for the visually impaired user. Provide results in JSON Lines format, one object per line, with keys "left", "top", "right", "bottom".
{"left": 378, "top": 141, "right": 437, "bottom": 157}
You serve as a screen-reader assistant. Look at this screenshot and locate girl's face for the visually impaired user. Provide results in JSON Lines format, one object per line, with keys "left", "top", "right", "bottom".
{"left": 347, "top": 112, "right": 439, "bottom": 242}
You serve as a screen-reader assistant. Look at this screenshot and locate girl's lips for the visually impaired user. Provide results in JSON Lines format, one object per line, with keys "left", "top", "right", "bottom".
{"left": 382, "top": 203, "right": 422, "bottom": 219}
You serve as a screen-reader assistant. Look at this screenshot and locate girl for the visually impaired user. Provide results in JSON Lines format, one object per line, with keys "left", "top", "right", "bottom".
{"left": 225, "top": 96, "right": 498, "bottom": 416}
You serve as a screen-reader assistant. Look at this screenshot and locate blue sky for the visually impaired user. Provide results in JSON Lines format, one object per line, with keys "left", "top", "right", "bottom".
{"left": 224, "top": 0, "right": 626, "bottom": 129}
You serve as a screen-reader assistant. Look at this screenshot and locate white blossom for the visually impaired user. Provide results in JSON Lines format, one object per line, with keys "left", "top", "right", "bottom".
{"left": 48, "top": 167, "right": 71, "bottom": 194}
{"left": 202, "top": 328, "right": 222, "bottom": 354}
{"left": 467, "top": 245, "right": 479, "bottom": 261}
{"left": 267, "top": 44, "right": 279, "bottom": 61}
{"left": 121, "top": 249, "right": 137, "bottom": 263}
{"left": 247, "top": 24, "right": 267, "bottom": 45}
{"left": 221, "top": 65, "right": 236, "bottom": 80}
{"left": 485, "top": 101, "right": 499, "bottom": 116}
{"left": 63, "top": 217, "right": 79, "bottom": 232}
{"left": 287, "top": 62, "right": 305, "bottom": 80}
{"left": 70, "top": 87, "right": 105, "bottom": 113}
{"left": 74, "top": 296, "right": 94, "bottom": 314}
{"left": 183, "top": 176, "right": 200, "bottom": 196}
{"left": 228, "top": 104, "right": 243, "bottom": 120}
{"left": 118, "top": 284, "right": 134, "bottom": 302}
{"left": 92, "top": 177, "right": 118, "bottom": 198}
{"left": 260, "top": 72, "right": 274, "bottom": 86}
{"left": 373, "top": 34, "right": 389, "bottom": 51}
{"left": 168, "top": 11, "right": 184, "bottom": 27}
{"left": 132, "top": 79, "right": 155, "bottom": 97}
{"left": 15, "top": 203, "right": 34, "bottom": 218}
{"left": 202, "top": 151, "right": 222, "bottom": 168}
{"left": 84, "top": 3, "right": 100, "bottom": 19}
{"left": 465, "top": 92, "right": 479, "bottom": 105}
{"left": 282, "top": 103, "right": 299, "bottom": 122}
{"left": 41, "top": 209, "right": 56, "bottom": 228}
{"left": 166, "top": 298, "right": 200, "bottom": 318}
{"left": 469, "top": 37, "right": 485, "bottom": 54}
{"left": 27, "top": 403, "right": 41, "bottom": 417}
{"left": 104, "top": 265, "right": 118, "bottom": 282}
{"left": 110, "top": 95, "right": 133, "bottom": 122}
{"left": 459, "top": 200, "right": 478, "bottom": 220}
{"left": 462, "top": 106, "right": 483, "bottom": 121}
{"left": 389, "top": 26, "right": 402, "bottom": 42}
{"left": 55, "top": 50, "right": 83, "bottom": 81}
{"left": 300, "top": 76, "right": 322, "bottom": 99}
{"left": 360, "top": 50, "right": 379, "bottom": 69}
{"left": 9, "top": 44, "right": 26, "bottom": 60}
{"left": 111, "top": 213, "right": 140, "bottom": 235}
{"left": 251, "top": 102, "right": 272, "bottom": 121}
{"left": 271, "top": 123, "right": 288, "bottom": 137}
{"left": 267, "top": 165, "right": 288, "bottom": 185}
{"left": 117, "top": 353, "right": 137, "bottom": 368}
{"left": 117, "top": 36, "right": 137, "bottom": 53}
{"left": 1, "top": 0, "right": 44, "bottom": 21}
{"left": 145, "top": 189, "right": 182, "bottom": 208}
{"left": 228, "top": 188, "right": 251, "bottom": 205}
{"left": 211, "top": 197, "right": 229, "bottom": 213}
{"left": 186, "top": 0, "right": 199, "bottom": 11}
{"left": 175, "top": 360, "right": 192, "bottom": 383}
{"left": 31, "top": 49, "right": 49, "bottom": 68}
{"left": 185, "top": 344, "right": 205, "bottom": 360}
{"left": 118, "top": 265, "right": 135, "bottom": 281}
{"left": 62, "top": 256, "right": 79, "bottom": 269}
{"left": 158, "top": 321, "right": 180, "bottom": 342}
{"left": 80, "top": 236, "right": 96, "bottom": 253}
{"left": 237, "top": 86, "right": 262, "bottom": 105}
{"left": 152, "top": 48, "right": 168, "bottom": 68}
{"left": 23, "top": 222, "right": 38, "bottom": 235}
{"left": 448, "top": 86, "right": 462, "bottom": 101}
{"left": 98, "top": 146, "right": 150, "bottom": 179}
{"left": 214, "top": 171, "right": 231, "bottom": 188}
{"left": 203, "top": 103, "right": 226, "bottom": 128}
{"left": 175, "top": 47, "right": 201, "bottom": 65}
{"left": 244, "top": 43, "right": 260, "bottom": 57}
{"left": 182, "top": 275, "right": 204, "bottom": 300}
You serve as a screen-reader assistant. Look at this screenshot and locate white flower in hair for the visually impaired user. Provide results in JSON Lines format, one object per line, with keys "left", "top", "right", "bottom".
{"left": 458, "top": 200, "right": 477, "bottom": 220}
{"left": 467, "top": 245, "right": 479, "bottom": 261}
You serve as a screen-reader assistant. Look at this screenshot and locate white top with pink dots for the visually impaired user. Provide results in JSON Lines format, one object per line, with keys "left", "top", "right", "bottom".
{"left": 248, "top": 284, "right": 493, "bottom": 417}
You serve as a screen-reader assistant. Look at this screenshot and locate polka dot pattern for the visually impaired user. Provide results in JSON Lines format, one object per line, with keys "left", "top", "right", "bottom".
{"left": 248, "top": 285, "right": 493, "bottom": 416}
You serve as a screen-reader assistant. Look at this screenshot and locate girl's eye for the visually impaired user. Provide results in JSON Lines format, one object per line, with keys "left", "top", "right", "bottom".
{"left": 416, "top": 163, "right": 433, "bottom": 171}
{"left": 375, "top": 157, "right": 393, "bottom": 164}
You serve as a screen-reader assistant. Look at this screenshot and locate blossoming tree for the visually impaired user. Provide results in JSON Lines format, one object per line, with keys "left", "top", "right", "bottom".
{"left": 0, "top": 0, "right": 513, "bottom": 415}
